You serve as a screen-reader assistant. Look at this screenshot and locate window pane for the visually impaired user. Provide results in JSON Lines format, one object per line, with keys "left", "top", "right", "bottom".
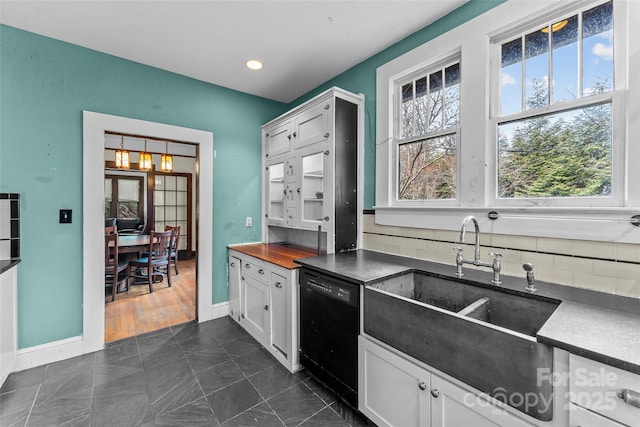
{"left": 118, "top": 202, "right": 138, "bottom": 218}
{"left": 582, "top": 1, "right": 613, "bottom": 95}
{"left": 117, "top": 179, "right": 139, "bottom": 202}
{"left": 551, "top": 15, "right": 579, "bottom": 103}
{"left": 415, "top": 77, "right": 428, "bottom": 135}
{"left": 428, "top": 70, "right": 443, "bottom": 132}
{"left": 501, "top": 38, "right": 523, "bottom": 115}
{"left": 444, "top": 63, "right": 460, "bottom": 127}
{"left": 498, "top": 103, "right": 612, "bottom": 198}
{"left": 525, "top": 28, "right": 549, "bottom": 110}
{"left": 401, "top": 82, "right": 414, "bottom": 138}
{"left": 398, "top": 134, "right": 457, "bottom": 200}
{"left": 104, "top": 178, "right": 112, "bottom": 200}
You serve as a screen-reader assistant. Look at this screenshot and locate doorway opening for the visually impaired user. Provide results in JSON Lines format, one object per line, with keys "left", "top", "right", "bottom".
{"left": 103, "top": 134, "right": 198, "bottom": 342}
{"left": 83, "top": 111, "right": 213, "bottom": 354}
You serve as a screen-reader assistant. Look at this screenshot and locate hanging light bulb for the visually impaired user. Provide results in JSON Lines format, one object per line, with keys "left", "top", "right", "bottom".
{"left": 139, "top": 139, "right": 152, "bottom": 171}
{"left": 115, "top": 136, "right": 130, "bottom": 169}
{"left": 160, "top": 141, "right": 173, "bottom": 172}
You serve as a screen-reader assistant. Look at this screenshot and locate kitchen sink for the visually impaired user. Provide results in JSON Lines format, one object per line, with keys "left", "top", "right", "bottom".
{"left": 364, "top": 270, "right": 560, "bottom": 421}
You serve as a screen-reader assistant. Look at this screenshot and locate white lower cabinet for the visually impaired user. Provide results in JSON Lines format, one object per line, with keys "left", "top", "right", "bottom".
{"left": 242, "top": 275, "right": 270, "bottom": 346}
{"left": 228, "top": 249, "right": 299, "bottom": 372}
{"left": 568, "top": 354, "right": 640, "bottom": 427}
{"left": 359, "top": 336, "right": 535, "bottom": 427}
{"left": 0, "top": 266, "right": 18, "bottom": 387}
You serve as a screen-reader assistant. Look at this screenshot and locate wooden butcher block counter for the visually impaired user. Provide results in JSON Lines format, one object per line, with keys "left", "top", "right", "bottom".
{"left": 229, "top": 243, "right": 320, "bottom": 269}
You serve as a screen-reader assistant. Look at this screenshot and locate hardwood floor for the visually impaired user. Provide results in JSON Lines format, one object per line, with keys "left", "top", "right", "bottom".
{"left": 105, "top": 258, "right": 196, "bottom": 343}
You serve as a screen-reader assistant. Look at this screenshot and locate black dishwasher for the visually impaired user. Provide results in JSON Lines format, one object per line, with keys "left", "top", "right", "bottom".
{"left": 299, "top": 268, "right": 360, "bottom": 408}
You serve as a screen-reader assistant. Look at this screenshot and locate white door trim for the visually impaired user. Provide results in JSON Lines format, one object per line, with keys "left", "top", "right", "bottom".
{"left": 82, "top": 111, "right": 214, "bottom": 353}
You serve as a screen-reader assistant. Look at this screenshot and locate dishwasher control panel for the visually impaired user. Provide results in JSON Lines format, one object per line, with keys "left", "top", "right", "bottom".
{"left": 300, "top": 270, "right": 359, "bottom": 307}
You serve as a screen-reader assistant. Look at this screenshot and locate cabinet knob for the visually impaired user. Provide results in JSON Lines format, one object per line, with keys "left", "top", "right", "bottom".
{"left": 324, "top": 216, "right": 330, "bottom": 221}
{"left": 324, "top": 150, "right": 330, "bottom": 156}
{"left": 324, "top": 104, "right": 330, "bottom": 110}
{"left": 283, "top": 189, "right": 287, "bottom": 194}
{"left": 265, "top": 153, "right": 269, "bottom": 158}
{"left": 418, "top": 382, "right": 427, "bottom": 391}
{"left": 293, "top": 132, "right": 297, "bottom": 138}
{"left": 324, "top": 133, "right": 330, "bottom": 138}
{"left": 275, "top": 282, "right": 283, "bottom": 288}
{"left": 287, "top": 134, "right": 292, "bottom": 140}
{"left": 230, "top": 262, "right": 235, "bottom": 267}
{"left": 431, "top": 389, "right": 440, "bottom": 398}
{"left": 245, "top": 263, "right": 250, "bottom": 268}
{"left": 241, "top": 313, "right": 245, "bottom": 319}
{"left": 297, "top": 188, "right": 300, "bottom": 193}
{"left": 264, "top": 305, "right": 269, "bottom": 311}
{"left": 258, "top": 269, "right": 265, "bottom": 275}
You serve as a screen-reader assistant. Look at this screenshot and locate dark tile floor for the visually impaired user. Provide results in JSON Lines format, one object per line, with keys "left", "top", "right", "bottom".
{"left": 0, "top": 317, "right": 371, "bottom": 427}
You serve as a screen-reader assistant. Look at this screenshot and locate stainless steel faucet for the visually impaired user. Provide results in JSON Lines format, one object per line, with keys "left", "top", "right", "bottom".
{"left": 523, "top": 263, "right": 536, "bottom": 293}
{"left": 454, "top": 215, "right": 502, "bottom": 285}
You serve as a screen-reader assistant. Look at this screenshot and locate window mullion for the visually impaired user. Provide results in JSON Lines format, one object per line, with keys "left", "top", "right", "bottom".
{"left": 578, "top": 12, "right": 583, "bottom": 99}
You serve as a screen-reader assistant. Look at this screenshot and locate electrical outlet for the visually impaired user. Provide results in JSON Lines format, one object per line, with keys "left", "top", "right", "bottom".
{"left": 246, "top": 217, "right": 252, "bottom": 227}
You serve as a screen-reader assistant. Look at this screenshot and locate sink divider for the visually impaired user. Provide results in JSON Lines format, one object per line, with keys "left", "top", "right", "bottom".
{"left": 457, "top": 297, "right": 491, "bottom": 321}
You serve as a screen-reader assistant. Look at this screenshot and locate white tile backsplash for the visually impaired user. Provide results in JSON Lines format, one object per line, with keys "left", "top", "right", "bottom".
{"left": 363, "top": 214, "right": 640, "bottom": 299}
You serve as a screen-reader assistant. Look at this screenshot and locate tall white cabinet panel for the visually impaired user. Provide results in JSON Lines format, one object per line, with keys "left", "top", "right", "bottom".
{"left": 0, "top": 266, "right": 18, "bottom": 386}
{"left": 262, "top": 87, "right": 363, "bottom": 253}
{"left": 270, "top": 272, "right": 288, "bottom": 357}
{"left": 228, "top": 256, "right": 242, "bottom": 323}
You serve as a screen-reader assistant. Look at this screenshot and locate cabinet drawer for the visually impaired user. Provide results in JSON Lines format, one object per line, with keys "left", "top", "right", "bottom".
{"left": 569, "top": 354, "right": 640, "bottom": 426}
{"left": 242, "top": 259, "right": 269, "bottom": 281}
{"left": 569, "top": 403, "right": 625, "bottom": 427}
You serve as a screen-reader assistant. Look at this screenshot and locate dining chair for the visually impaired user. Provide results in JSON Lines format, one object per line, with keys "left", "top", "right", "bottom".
{"left": 165, "top": 225, "right": 181, "bottom": 275}
{"left": 105, "top": 225, "right": 117, "bottom": 235}
{"left": 105, "top": 232, "right": 128, "bottom": 302}
{"left": 127, "top": 230, "right": 173, "bottom": 293}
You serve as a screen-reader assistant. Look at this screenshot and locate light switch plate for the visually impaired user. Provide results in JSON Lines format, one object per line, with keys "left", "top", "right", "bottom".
{"left": 246, "top": 217, "right": 252, "bottom": 227}
{"left": 60, "top": 209, "right": 72, "bottom": 224}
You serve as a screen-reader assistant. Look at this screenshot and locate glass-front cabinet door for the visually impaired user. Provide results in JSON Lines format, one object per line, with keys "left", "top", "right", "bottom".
{"left": 299, "top": 148, "right": 329, "bottom": 230}
{"left": 266, "top": 161, "right": 285, "bottom": 225}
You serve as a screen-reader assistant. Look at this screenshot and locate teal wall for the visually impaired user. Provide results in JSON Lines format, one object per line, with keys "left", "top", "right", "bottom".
{"left": 291, "top": 0, "right": 506, "bottom": 210}
{"left": 0, "top": 25, "right": 286, "bottom": 348}
{"left": 0, "top": 0, "right": 503, "bottom": 349}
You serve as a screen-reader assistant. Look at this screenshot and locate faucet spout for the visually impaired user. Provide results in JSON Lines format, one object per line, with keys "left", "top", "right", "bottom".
{"left": 459, "top": 215, "right": 481, "bottom": 263}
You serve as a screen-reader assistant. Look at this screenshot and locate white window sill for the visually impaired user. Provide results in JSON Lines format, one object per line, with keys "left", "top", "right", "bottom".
{"left": 373, "top": 206, "right": 640, "bottom": 244}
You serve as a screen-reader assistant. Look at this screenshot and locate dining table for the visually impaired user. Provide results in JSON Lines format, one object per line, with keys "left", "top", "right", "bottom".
{"left": 116, "top": 234, "right": 151, "bottom": 256}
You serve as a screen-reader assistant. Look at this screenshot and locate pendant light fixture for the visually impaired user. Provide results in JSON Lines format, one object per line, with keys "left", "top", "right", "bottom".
{"left": 160, "top": 141, "right": 173, "bottom": 172}
{"left": 139, "top": 139, "right": 152, "bottom": 171}
{"left": 115, "top": 136, "right": 130, "bottom": 169}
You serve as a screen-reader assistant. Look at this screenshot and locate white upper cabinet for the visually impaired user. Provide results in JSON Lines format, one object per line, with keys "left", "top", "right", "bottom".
{"left": 262, "top": 87, "right": 364, "bottom": 253}
{"left": 264, "top": 121, "right": 292, "bottom": 158}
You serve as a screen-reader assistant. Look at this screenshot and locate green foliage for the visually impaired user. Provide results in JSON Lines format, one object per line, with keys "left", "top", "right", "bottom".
{"left": 498, "top": 79, "right": 612, "bottom": 199}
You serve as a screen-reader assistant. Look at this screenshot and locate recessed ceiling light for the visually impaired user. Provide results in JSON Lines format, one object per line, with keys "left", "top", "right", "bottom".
{"left": 246, "top": 59, "right": 263, "bottom": 70}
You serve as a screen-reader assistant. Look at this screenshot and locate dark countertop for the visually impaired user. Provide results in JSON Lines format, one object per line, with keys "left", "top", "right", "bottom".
{"left": 295, "top": 249, "right": 640, "bottom": 375}
{"left": 0, "top": 259, "right": 21, "bottom": 275}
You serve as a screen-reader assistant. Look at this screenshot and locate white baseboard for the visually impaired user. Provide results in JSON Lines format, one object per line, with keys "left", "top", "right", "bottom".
{"left": 15, "top": 336, "right": 84, "bottom": 372}
{"left": 11, "top": 304, "right": 230, "bottom": 374}
{"left": 210, "top": 302, "right": 229, "bottom": 320}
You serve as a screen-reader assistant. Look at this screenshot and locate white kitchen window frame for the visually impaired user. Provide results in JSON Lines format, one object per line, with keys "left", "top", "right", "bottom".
{"left": 375, "top": 0, "right": 640, "bottom": 243}
{"left": 392, "top": 54, "right": 462, "bottom": 207}
{"left": 487, "top": 0, "right": 626, "bottom": 209}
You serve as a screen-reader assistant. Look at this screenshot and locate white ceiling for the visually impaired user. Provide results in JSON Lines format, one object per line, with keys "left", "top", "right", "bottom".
{"left": 0, "top": 0, "right": 467, "bottom": 103}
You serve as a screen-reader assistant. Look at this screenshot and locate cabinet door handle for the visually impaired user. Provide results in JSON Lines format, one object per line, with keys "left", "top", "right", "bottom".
{"left": 418, "top": 382, "right": 427, "bottom": 391}
{"left": 324, "top": 104, "right": 330, "bottom": 110}
{"left": 293, "top": 132, "right": 297, "bottom": 138}
{"left": 287, "top": 134, "right": 292, "bottom": 140}
{"left": 264, "top": 305, "right": 269, "bottom": 311}
{"left": 230, "top": 262, "right": 235, "bottom": 267}
{"left": 258, "top": 269, "right": 265, "bottom": 275}
{"left": 619, "top": 389, "right": 640, "bottom": 409}
{"left": 431, "top": 389, "right": 440, "bottom": 398}
{"left": 297, "top": 188, "right": 300, "bottom": 193}
{"left": 275, "top": 282, "right": 283, "bottom": 288}
{"left": 324, "top": 150, "right": 330, "bottom": 156}
{"left": 241, "top": 313, "right": 245, "bottom": 318}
